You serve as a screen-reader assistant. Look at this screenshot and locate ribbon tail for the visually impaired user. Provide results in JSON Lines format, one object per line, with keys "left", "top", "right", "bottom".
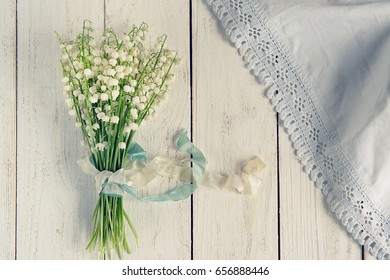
{"left": 116, "top": 182, "right": 197, "bottom": 202}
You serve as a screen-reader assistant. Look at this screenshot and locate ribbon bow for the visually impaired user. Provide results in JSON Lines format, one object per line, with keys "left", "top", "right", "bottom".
{"left": 78, "top": 129, "right": 206, "bottom": 201}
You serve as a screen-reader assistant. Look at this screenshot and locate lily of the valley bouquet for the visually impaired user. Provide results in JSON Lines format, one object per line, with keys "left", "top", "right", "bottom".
{"left": 57, "top": 21, "right": 182, "bottom": 259}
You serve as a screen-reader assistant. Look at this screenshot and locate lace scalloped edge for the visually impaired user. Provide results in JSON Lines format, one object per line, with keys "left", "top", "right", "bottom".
{"left": 207, "top": 0, "right": 390, "bottom": 259}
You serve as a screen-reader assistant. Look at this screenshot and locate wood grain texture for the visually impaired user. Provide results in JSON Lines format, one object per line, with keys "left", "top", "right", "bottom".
{"left": 105, "top": 0, "right": 191, "bottom": 259}
{"left": 278, "top": 129, "right": 362, "bottom": 259}
{"left": 17, "top": 0, "right": 104, "bottom": 259}
{"left": 192, "top": 0, "right": 278, "bottom": 259}
{"left": 0, "top": 0, "right": 378, "bottom": 260}
{"left": 0, "top": 0, "right": 16, "bottom": 260}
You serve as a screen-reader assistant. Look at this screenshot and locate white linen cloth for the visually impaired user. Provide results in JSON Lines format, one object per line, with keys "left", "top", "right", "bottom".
{"left": 207, "top": 0, "right": 390, "bottom": 259}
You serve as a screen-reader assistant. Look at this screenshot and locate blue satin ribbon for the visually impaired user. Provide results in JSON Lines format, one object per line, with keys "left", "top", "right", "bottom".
{"left": 99, "top": 129, "right": 206, "bottom": 201}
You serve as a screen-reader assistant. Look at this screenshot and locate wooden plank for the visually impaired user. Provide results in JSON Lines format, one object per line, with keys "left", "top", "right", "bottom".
{"left": 0, "top": 0, "right": 16, "bottom": 260}
{"left": 364, "top": 251, "right": 376, "bottom": 260}
{"left": 192, "top": 1, "right": 278, "bottom": 259}
{"left": 278, "top": 130, "right": 362, "bottom": 259}
{"left": 17, "top": 0, "right": 104, "bottom": 259}
{"left": 105, "top": 0, "right": 191, "bottom": 259}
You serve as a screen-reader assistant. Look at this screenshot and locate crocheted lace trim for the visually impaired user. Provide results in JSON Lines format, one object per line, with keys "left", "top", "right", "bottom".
{"left": 207, "top": 0, "right": 390, "bottom": 259}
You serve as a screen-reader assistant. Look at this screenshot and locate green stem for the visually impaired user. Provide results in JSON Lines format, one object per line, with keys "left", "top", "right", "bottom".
{"left": 87, "top": 195, "right": 135, "bottom": 259}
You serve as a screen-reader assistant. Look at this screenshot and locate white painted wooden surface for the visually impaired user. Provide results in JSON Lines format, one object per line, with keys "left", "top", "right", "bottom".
{"left": 0, "top": 0, "right": 16, "bottom": 260}
{"left": 0, "top": 0, "right": 367, "bottom": 260}
{"left": 192, "top": 0, "right": 278, "bottom": 259}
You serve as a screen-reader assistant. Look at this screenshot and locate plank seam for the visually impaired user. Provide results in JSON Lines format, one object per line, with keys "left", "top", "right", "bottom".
{"left": 15, "top": 0, "right": 18, "bottom": 261}
{"left": 103, "top": 0, "right": 106, "bottom": 30}
{"left": 189, "top": 0, "right": 194, "bottom": 261}
{"left": 103, "top": 0, "right": 106, "bottom": 261}
{"left": 276, "top": 114, "right": 280, "bottom": 260}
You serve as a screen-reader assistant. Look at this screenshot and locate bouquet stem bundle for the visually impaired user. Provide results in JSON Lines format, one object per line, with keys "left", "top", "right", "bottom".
{"left": 57, "top": 21, "right": 178, "bottom": 259}
{"left": 88, "top": 196, "right": 137, "bottom": 259}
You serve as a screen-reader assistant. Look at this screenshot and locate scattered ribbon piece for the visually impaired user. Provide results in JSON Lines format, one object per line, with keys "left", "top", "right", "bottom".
{"left": 78, "top": 129, "right": 266, "bottom": 200}
{"left": 200, "top": 157, "right": 265, "bottom": 195}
